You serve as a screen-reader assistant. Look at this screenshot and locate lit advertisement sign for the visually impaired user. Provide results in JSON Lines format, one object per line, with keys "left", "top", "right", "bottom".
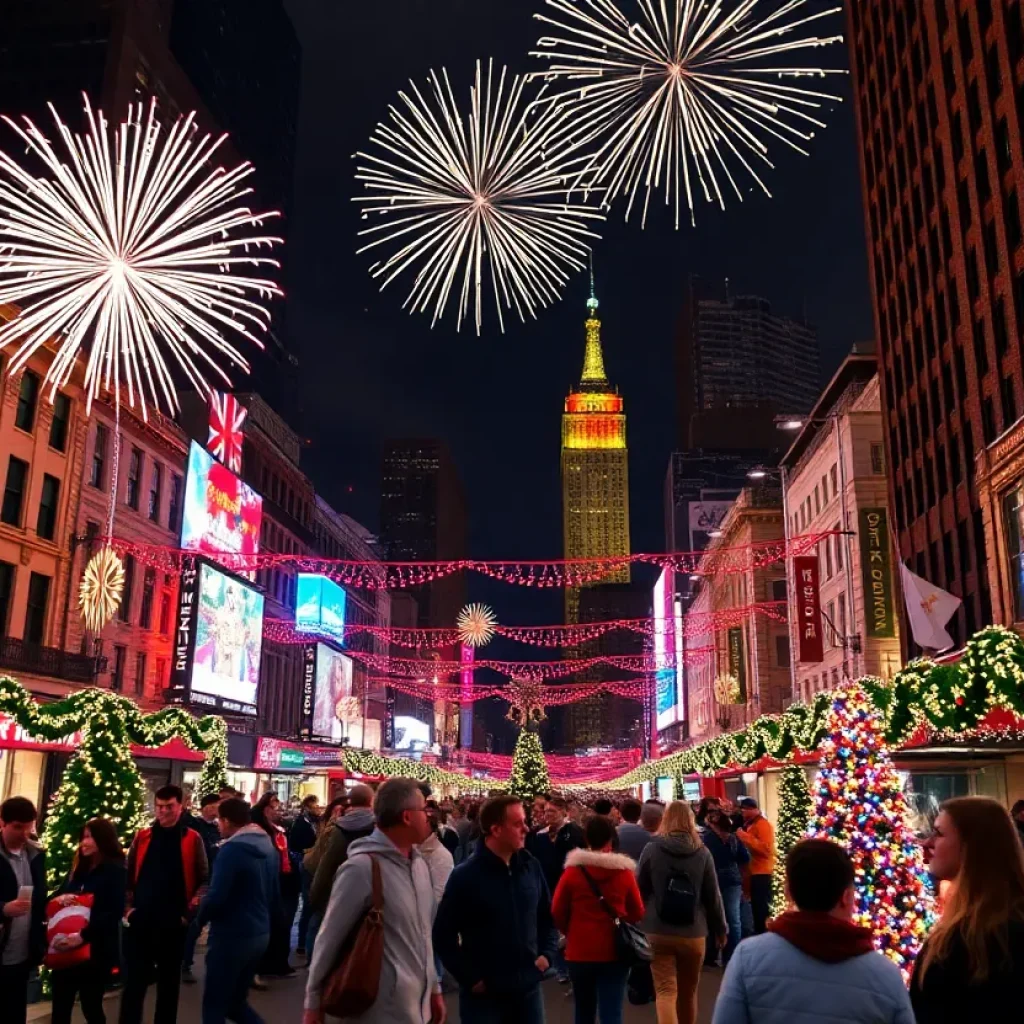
{"left": 181, "top": 441, "right": 263, "bottom": 561}
{"left": 654, "top": 568, "right": 677, "bottom": 729}
{"left": 303, "top": 643, "right": 359, "bottom": 743}
{"left": 296, "top": 574, "right": 347, "bottom": 642}
{"left": 394, "top": 715, "right": 431, "bottom": 752}
{"left": 169, "top": 561, "right": 265, "bottom": 716}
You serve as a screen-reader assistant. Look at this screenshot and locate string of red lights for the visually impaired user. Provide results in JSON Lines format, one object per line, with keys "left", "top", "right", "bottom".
{"left": 367, "top": 674, "right": 656, "bottom": 705}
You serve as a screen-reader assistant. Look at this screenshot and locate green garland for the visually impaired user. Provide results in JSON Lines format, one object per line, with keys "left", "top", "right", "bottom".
{"left": 342, "top": 748, "right": 500, "bottom": 793}
{"left": 599, "top": 626, "right": 1024, "bottom": 789}
{"left": 507, "top": 728, "right": 551, "bottom": 800}
{"left": 0, "top": 679, "right": 227, "bottom": 884}
{"left": 771, "top": 762, "right": 812, "bottom": 915}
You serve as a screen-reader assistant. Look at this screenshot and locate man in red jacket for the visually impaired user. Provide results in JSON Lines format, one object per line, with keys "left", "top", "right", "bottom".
{"left": 120, "top": 785, "right": 208, "bottom": 1024}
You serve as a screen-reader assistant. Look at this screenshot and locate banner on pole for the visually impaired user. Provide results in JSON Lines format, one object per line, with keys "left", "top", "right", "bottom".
{"left": 859, "top": 508, "right": 896, "bottom": 639}
{"left": 794, "top": 555, "right": 824, "bottom": 663}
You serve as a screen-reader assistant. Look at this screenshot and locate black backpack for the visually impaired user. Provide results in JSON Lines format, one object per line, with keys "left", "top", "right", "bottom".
{"left": 657, "top": 854, "right": 698, "bottom": 926}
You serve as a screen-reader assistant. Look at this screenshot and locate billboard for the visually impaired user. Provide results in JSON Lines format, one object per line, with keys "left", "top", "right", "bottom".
{"left": 654, "top": 568, "right": 678, "bottom": 729}
{"left": 303, "top": 643, "right": 359, "bottom": 743}
{"left": 688, "top": 499, "right": 733, "bottom": 551}
{"left": 170, "top": 561, "right": 265, "bottom": 716}
{"left": 181, "top": 441, "right": 263, "bottom": 561}
{"left": 296, "top": 574, "right": 348, "bottom": 642}
{"left": 394, "top": 715, "right": 431, "bottom": 752}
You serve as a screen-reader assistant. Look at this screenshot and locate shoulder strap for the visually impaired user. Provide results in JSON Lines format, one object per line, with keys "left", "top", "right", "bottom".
{"left": 579, "top": 866, "right": 619, "bottom": 924}
{"left": 367, "top": 854, "right": 384, "bottom": 912}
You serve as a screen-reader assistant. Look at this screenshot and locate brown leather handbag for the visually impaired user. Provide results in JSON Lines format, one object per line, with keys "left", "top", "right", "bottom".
{"left": 321, "top": 854, "right": 385, "bottom": 1017}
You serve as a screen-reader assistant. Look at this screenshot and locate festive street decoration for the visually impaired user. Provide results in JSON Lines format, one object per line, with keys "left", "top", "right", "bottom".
{"left": 0, "top": 680, "right": 226, "bottom": 884}
{"left": 0, "top": 97, "right": 281, "bottom": 418}
{"left": 341, "top": 749, "right": 498, "bottom": 793}
{"left": 78, "top": 546, "right": 126, "bottom": 632}
{"left": 506, "top": 678, "right": 547, "bottom": 727}
{"left": 530, "top": 0, "right": 844, "bottom": 228}
{"left": 713, "top": 674, "right": 742, "bottom": 706}
{"left": 812, "top": 688, "right": 934, "bottom": 975}
{"left": 457, "top": 603, "right": 498, "bottom": 648}
{"left": 460, "top": 747, "right": 643, "bottom": 785}
{"left": 208, "top": 391, "right": 248, "bottom": 473}
{"left": 771, "top": 762, "right": 813, "bottom": 916}
{"left": 508, "top": 728, "right": 551, "bottom": 799}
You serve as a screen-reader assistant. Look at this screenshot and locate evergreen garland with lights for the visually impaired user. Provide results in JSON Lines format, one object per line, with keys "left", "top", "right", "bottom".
{"left": 0, "top": 679, "right": 227, "bottom": 885}
{"left": 812, "top": 687, "right": 934, "bottom": 976}
{"left": 508, "top": 727, "right": 551, "bottom": 800}
{"left": 771, "top": 762, "right": 812, "bottom": 915}
{"left": 342, "top": 748, "right": 499, "bottom": 792}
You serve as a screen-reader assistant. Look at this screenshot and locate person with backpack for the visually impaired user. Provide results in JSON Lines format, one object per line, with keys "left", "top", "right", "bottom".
{"left": 636, "top": 800, "right": 726, "bottom": 1024}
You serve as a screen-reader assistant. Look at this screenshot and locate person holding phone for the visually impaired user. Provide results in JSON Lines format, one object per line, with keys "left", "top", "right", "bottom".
{"left": 0, "top": 796, "right": 47, "bottom": 1024}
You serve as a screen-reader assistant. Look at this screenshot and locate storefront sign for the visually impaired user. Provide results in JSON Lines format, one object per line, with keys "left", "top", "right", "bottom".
{"left": 0, "top": 714, "right": 81, "bottom": 752}
{"left": 301, "top": 645, "right": 316, "bottom": 736}
{"left": 727, "top": 627, "right": 748, "bottom": 700}
{"left": 171, "top": 564, "right": 200, "bottom": 686}
{"left": 794, "top": 555, "right": 824, "bottom": 663}
{"left": 254, "top": 737, "right": 345, "bottom": 771}
{"left": 859, "top": 508, "right": 896, "bottom": 639}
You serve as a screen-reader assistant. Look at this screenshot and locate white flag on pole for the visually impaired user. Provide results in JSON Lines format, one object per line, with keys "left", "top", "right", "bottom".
{"left": 899, "top": 562, "right": 963, "bottom": 652}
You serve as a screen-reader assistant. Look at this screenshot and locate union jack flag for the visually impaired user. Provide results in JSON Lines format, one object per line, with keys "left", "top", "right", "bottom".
{"left": 208, "top": 391, "right": 247, "bottom": 473}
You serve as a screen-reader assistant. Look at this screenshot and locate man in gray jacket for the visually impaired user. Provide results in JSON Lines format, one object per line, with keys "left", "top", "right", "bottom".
{"left": 304, "top": 779, "right": 445, "bottom": 1024}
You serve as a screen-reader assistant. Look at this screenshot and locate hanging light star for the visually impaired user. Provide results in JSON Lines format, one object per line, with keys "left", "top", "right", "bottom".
{"left": 0, "top": 96, "right": 283, "bottom": 418}
{"left": 79, "top": 546, "right": 125, "bottom": 632}
{"left": 530, "top": 0, "right": 845, "bottom": 227}
{"left": 457, "top": 602, "right": 499, "bottom": 648}
{"left": 714, "top": 673, "right": 742, "bottom": 705}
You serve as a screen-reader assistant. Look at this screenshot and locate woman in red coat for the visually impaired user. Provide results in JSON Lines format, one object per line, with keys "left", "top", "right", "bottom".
{"left": 552, "top": 814, "right": 645, "bottom": 1024}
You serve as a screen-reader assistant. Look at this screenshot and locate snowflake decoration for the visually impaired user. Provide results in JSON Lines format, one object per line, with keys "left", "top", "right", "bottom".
{"left": 457, "top": 603, "right": 498, "bottom": 648}
{"left": 79, "top": 546, "right": 125, "bottom": 632}
{"left": 714, "top": 674, "right": 742, "bottom": 706}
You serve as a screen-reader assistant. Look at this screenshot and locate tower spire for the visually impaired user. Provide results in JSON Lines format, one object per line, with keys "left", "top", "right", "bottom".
{"left": 581, "top": 258, "right": 607, "bottom": 384}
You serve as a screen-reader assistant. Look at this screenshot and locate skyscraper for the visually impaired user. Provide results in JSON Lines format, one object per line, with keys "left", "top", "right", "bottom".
{"left": 677, "top": 276, "right": 820, "bottom": 449}
{"left": 846, "top": 1, "right": 1017, "bottom": 650}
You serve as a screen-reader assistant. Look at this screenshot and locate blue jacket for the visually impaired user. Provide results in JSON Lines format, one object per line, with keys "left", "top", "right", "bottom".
{"left": 434, "top": 843, "right": 558, "bottom": 996}
{"left": 197, "top": 825, "right": 279, "bottom": 943}
{"left": 712, "top": 931, "right": 915, "bottom": 1024}
{"left": 700, "top": 827, "right": 749, "bottom": 888}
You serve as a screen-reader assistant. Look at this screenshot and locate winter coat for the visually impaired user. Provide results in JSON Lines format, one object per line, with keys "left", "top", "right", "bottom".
{"left": 636, "top": 832, "right": 726, "bottom": 939}
{"left": 417, "top": 833, "right": 454, "bottom": 907}
{"left": 434, "top": 842, "right": 559, "bottom": 996}
{"left": 309, "top": 808, "right": 375, "bottom": 914}
{"left": 551, "top": 849, "right": 644, "bottom": 962}
{"left": 616, "top": 822, "right": 652, "bottom": 861}
{"left": 306, "top": 829, "right": 436, "bottom": 1024}
{"left": 0, "top": 836, "right": 47, "bottom": 967}
{"left": 909, "top": 919, "right": 1024, "bottom": 1023}
{"left": 197, "top": 825, "right": 279, "bottom": 943}
{"left": 288, "top": 811, "right": 320, "bottom": 857}
{"left": 711, "top": 913, "right": 915, "bottom": 1024}
{"left": 126, "top": 822, "right": 208, "bottom": 915}
{"left": 53, "top": 860, "right": 127, "bottom": 971}
{"left": 701, "top": 827, "right": 750, "bottom": 889}
{"left": 528, "top": 819, "right": 586, "bottom": 895}
{"left": 736, "top": 814, "right": 775, "bottom": 875}
{"left": 187, "top": 814, "right": 222, "bottom": 868}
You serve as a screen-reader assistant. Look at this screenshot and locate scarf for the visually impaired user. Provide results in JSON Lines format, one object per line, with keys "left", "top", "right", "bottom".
{"left": 768, "top": 911, "right": 875, "bottom": 963}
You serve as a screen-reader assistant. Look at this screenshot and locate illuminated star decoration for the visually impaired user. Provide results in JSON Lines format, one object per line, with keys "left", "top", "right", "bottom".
{"left": 354, "top": 58, "right": 604, "bottom": 333}
{"left": 79, "top": 546, "right": 126, "bottom": 632}
{"left": 530, "top": 0, "right": 845, "bottom": 227}
{"left": 457, "top": 602, "right": 498, "bottom": 648}
{"left": 0, "top": 96, "right": 283, "bottom": 419}
{"left": 713, "top": 673, "right": 742, "bottom": 705}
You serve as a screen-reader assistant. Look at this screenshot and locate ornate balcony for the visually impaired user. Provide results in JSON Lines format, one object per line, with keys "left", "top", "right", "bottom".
{"left": 0, "top": 636, "right": 98, "bottom": 684}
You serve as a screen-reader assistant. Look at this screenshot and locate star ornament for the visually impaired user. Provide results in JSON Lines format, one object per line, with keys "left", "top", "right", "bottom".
{"left": 457, "top": 603, "right": 498, "bottom": 648}
{"left": 79, "top": 546, "right": 125, "bottom": 632}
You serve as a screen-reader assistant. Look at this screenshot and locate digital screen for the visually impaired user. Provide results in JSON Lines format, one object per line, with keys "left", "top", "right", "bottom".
{"left": 394, "top": 715, "right": 431, "bottom": 752}
{"left": 654, "top": 568, "right": 678, "bottom": 729}
{"left": 309, "top": 644, "right": 357, "bottom": 743}
{"left": 296, "top": 574, "right": 347, "bottom": 642}
{"left": 190, "top": 563, "right": 265, "bottom": 713}
{"left": 181, "top": 441, "right": 263, "bottom": 561}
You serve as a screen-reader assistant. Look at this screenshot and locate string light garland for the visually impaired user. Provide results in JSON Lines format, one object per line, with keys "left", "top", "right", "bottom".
{"left": 508, "top": 728, "right": 551, "bottom": 800}
{"left": 78, "top": 546, "right": 126, "bottom": 632}
{"left": 0, "top": 679, "right": 226, "bottom": 885}
{"left": 457, "top": 603, "right": 498, "bottom": 647}
{"left": 771, "top": 762, "right": 813, "bottom": 916}
{"left": 811, "top": 688, "right": 934, "bottom": 976}
{"left": 458, "top": 748, "right": 643, "bottom": 784}
{"left": 341, "top": 749, "right": 499, "bottom": 793}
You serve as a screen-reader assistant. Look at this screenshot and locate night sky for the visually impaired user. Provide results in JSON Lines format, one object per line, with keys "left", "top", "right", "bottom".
{"left": 282, "top": 0, "right": 875, "bottom": 635}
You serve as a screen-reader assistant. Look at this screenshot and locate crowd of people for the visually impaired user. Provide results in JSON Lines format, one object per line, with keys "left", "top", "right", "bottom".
{"left": 0, "top": 787, "right": 1023, "bottom": 1024}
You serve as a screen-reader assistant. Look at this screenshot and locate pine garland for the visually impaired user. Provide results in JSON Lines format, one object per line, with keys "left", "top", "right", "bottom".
{"left": 341, "top": 749, "right": 499, "bottom": 792}
{"left": 508, "top": 728, "right": 551, "bottom": 800}
{"left": 771, "top": 762, "right": 812, "bottom": 915}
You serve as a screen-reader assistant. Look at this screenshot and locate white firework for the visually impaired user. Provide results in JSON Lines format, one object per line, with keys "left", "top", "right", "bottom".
{"left": 354, "top": 59, "right": 604, "bottom": 333}
{"left": 531, "top": 0, "right": 845, "bottom": 227}
{"left": 0, "top": 96, "right": 283, "bottom": 417}
{"left": 457, "top": 603, "right": 499, "bottom": 648}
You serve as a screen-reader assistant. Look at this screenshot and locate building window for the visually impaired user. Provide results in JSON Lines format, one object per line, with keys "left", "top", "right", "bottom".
{"left": 770, "top": 579, "right": 787, "bottom": 603}
{"left": 825, "top": 535, "right": 834, "bottom": 580}
{"left": 148, "top": 463, "right": 162, "bottom": 522}
{"left": 91, "top": 424, "right": 108, "bottom": 489}
{"left": 126, "top": 448, "right": 142, "bottom": 510}
{"left": 49, "top": 393, "right": 71, "bottom": 452}
{"left": 775, "top": 635, "right": 790, "bottom": 669}
{"left": 870, "top": 443, "right": 885, "bottom": 475}
{"left": 1, "top": 457, "right": 28, "bottom": 527}
{"left": 112, "top": 645, "right": 126, "bottom": 691}
{"left": 1002, "top": 376, "right": 1018, "bottom": 428}
{"left": 830, "top": 464, "right": 838, "bottom": 498}
{"left": 36, "top": 474, "right": 60, "bottom": 541}
{"left": 134, "top": 652, "right": 147, "bottom": 696}
{"left": 118, "top": 554, "right": 135, "bottom": 623}
{"left": 826, "top": 600, "right": 836, "bottom": 647}
{"left": 158, "top": 589, "right": 172, "bottom": 636}
{"left": 15, "top": 372, "right": 39, "bottom": 432}
{"left": 139, "top": 567, "right": 156, "bottom": 629}
{"left": 24, "top": 572, "right": 50, "bottom": 644}
{"left": 814, "top": 485, "right": 820, "bottom": 516}
{"left": 837, "top": 592, "right": 847, "bottom": 643}
{"left": 169, "top": 473, "right": 183, "bottom": 532}
{"left": 835, "top": 526, "right": 844, "bottom": 571}
{"left": 155, "top": 656, "right": 168, "bottom": 692}
{"left": 1002, "top": 484, "right": 1024, "bottom": 620}
{"left": 0, "top": 561, "right": 14, "bottom": 635}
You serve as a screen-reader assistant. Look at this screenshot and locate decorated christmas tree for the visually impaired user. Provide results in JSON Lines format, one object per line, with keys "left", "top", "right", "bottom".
{"left": 812, "top": 687, "right": 934, "bottom": 975}
{"left": 771, "top": 762, "right": 813, "bottom": 915}
{"left": 508, "top": 727, "right": 551, "bottom": 800}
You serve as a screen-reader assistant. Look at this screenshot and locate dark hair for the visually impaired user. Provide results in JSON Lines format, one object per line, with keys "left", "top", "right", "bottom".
{"left": 786, "top": 839, "right": 854, "bottom": 912}
{"left": 1012, "top": 799, "right": 1024, "bottom": 817}
{"left": 200, "top": 793, "right": 221, "bottom": 809}
{"left": 697, "top": 797, "right": 721, "bottom": 820}
{"left": 218, "top": 786, "right": 236, "bottom": 797}
{"left": 301, "top": 794, "right": 320, "bottom": 809}
{"left": 0, "top": 796, "right": 36, "bottom": 824}
{"left": 79, "top": 817, "right": 124, "bottom": 868}
{"left": 219, "top": 797, "right": 253, "bottom": 828}
{"left": 593, "top": 798, "right": 613, "bottom": 816}
{"left": 323, "top": 796, "right": 347, "bottom": 819}
{"left": 479, "top": 795, "right": 522, "bottom": 837}
{"left": 155, "top": 784, "right": 183, "bottom": 804}
{"left": 547, "top": 795, "right": 567, "bottom": 813}
{"left": 584, "top": 814, "right": 617, "bottom": 851}
{"left": 417, "top": 782, "right": 433, "bottom": 800}
{"left": 620, "top": 797, "right": 642, "bottom": 824}
{"left": 251, "top": 792, "right": 279, "bottom": 836}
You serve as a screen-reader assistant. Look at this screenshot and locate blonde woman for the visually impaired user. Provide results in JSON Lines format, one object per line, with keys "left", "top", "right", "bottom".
{"left": 636, "top": 800, "right": 726, "bottom": 1024}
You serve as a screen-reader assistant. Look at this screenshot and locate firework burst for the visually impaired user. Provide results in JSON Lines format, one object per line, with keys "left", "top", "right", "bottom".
{"left": 531, "top": 0, "right": 845, "bottom": 227}
{"left": 0, "top": 97, "right": 282, "bottom": 417}
{"left": 354, "top": 59, "right": 604, "bottom": 333}
{"left": 457, "top": 603, "right": 499, "bottom": 648}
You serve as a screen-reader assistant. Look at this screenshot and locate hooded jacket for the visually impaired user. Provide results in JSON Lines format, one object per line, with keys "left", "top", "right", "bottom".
{"left": 636, "top": 832, "right": 726, "bottom": 939}
{"left": 711, "top": 912, "right": 915, "bottom": 1024}
{"left": 306, "top": 829, "right": 436, "bottom": 1024}
{"left": 309, "top": 808, "right": 375, "bottom": 914}
{"left": 552, "top": 849, "right": 644, "bottom": 962}
{"left": 197, "top": 824, "right": 279, "bottom": 943}
{"left": 417, "top": 832, "right": 454, "bottom": 907}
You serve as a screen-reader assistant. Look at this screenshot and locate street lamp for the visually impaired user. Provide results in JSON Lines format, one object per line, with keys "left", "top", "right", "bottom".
{"left": 747, "top": 468, "right": 768, "bottom": 480}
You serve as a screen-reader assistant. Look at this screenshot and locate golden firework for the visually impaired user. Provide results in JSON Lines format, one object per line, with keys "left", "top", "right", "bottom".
{"left": 713, "top": 674, "right": 742, "bottom": 706}
{"left": 457, "top": 603, "right": 498, "bottom": 648}
{"left": 79, "top": 546, "right": 125, "bottom": 633}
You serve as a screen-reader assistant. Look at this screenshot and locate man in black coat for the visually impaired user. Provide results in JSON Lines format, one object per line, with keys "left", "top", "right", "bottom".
{"left": 0, "top": 796, "right": 47, "bottom": 1024}
{"left": 434, "top": 795, "right": 558, "bottom": 1024}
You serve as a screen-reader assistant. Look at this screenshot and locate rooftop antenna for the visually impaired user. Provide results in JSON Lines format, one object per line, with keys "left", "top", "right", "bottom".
{"left": 724, "top": 276, "right": 730, "bottom": 302}
{"left": 587, "top": 251, "right": 598, "bottom": 312}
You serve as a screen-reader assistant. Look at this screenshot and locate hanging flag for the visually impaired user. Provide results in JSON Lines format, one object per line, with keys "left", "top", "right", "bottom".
{"left": 899, "top": 562, "right": 962, "bottom": 652}
{"left": 208, "top": 391, "right": 247, "bottom": 473}
{"left": 793, "top": 555, "right": 824, "bottom": 663}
